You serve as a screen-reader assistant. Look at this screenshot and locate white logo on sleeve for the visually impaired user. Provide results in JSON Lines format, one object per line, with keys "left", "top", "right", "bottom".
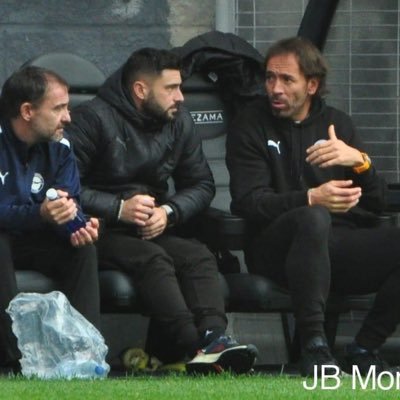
{"left": 0, "top": 170, "right": 9, "bottom": 185}
{"left": 267, "top": 140, "right": 281, "bottom": 154}
{"left": 31, "top": 173, "right": 44, "bottom": 194}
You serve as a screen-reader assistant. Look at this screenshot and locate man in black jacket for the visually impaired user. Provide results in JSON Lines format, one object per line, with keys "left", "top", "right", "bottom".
{"left": 226, "top": 37, "right": 400, "bottom": 377}
{"left": 68, "top": 48, "right": 257, "bottom": 374}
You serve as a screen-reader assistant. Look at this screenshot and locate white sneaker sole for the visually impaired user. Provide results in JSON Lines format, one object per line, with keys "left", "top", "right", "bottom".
{"left": 186, "top": 344, "right": 258, "bottom": 375}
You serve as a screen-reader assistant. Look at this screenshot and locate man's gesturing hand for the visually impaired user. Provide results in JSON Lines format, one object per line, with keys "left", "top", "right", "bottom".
{"left": 306, "top": 124, "right": 364, "bottom": 168}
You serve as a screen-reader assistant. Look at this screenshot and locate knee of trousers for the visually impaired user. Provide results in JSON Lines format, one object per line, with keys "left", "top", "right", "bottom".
{"left": 136, "top": 240, "right": 217, "bottom": 276}
{"left": 187, "top": 242, "right": 216, "bottom": 262}
{"left": 71, "top": 244, "right": 98, "bottom": 270}
{"left": 136, "top": 243, "right": 175, "bottom": 274}
{"left": 292, "top": 205, "right": 331, "bottom": 238}
{"left": 179, "top": 242, "right": 219, "bottom": 274}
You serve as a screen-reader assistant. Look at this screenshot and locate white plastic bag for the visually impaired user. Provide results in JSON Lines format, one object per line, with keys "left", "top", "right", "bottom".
{"left": 6, "top": 291, "right": 110, "bottom": 379}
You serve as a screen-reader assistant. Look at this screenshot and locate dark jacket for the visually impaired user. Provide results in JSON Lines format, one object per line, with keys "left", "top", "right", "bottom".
{"left": 0, "top": 120, "right": 81, "bottom": 235}
{"left": 67, "top": 67, "right": 215, "bottom": 225}
{"left": 172, "top": 30, "right": 266, "bottom": 116}
{"left": 226, "top": 96, "right": 386, "bottom": 230}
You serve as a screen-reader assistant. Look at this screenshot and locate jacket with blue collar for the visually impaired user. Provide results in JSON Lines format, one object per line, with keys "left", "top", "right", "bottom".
{"left": 0, "top": 119, "right": 82, "bottom": 234}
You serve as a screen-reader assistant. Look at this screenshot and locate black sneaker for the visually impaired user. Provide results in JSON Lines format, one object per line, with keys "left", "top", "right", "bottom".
{"left": 344, "top": 343, "right": 400, "bottom": 376}
{"left": 186, "top": 335, "right": 258, "bottom": 375}
{"left": 0, "top": 358, "right": 21, "bottom": 376}
{"left": 299, "top": 336, "right": 340, "bottom": 377}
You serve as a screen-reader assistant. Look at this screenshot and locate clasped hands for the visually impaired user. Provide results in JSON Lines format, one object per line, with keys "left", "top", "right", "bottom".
{"left": 119, "top": 194, "right": 168, "bottom": 240}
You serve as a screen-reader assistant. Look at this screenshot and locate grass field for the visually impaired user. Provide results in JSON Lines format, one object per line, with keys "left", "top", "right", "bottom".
{"left": 1, "top": 373, "right": 400, "bottom": 400}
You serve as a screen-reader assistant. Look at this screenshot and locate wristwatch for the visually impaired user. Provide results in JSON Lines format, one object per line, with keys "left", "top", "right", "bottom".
{"left": 352, "top": 152, "right": 371, "bottom": 174}
{"left": 161, "top": 204, "right": 176, "bottom": 227}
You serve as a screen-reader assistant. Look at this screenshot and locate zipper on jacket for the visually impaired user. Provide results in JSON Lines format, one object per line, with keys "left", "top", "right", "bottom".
{"left": 290, "top": 122, "right": 305, "bottom": 188}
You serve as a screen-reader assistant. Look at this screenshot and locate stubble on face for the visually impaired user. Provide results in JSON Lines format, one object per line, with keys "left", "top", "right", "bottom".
{"left": 266, "top": 53, "right": 315, "bottom": 122}
{"left": 142, "top": 89, "right": 181, "bottom": 123}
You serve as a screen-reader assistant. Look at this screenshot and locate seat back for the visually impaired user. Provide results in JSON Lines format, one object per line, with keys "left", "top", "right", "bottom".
{"left": 21, "top": 52, "right": 106, "bottom": 108}
{"left": 181, "top": 73, "right": 231, "bottom": 211}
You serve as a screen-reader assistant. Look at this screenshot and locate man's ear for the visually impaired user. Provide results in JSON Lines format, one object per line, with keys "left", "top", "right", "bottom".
{"left": 20, "top": 102, "right": 34, "bottom": 121}
{"left": 307, "top": 78, "right": 319, "bottom": 95}
{"left": 133, "top": 81, "right": 148, "bottom": 100}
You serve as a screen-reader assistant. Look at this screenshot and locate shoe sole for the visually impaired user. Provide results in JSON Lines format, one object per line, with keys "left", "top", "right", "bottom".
{"left": 186, "top": 344, "right": 258, "bottom": 375}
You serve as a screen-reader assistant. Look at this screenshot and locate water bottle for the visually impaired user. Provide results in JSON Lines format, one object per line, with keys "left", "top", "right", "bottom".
{"left": 57, "top": 359, "right": 108, "bottom": 379}
{"left": 46, "top": 188, "right": 87, "bottom": 234}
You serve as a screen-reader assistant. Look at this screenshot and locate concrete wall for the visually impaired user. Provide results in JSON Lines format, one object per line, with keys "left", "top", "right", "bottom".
{"left": 0, "top": 0, "right": 215, "bottom": 86}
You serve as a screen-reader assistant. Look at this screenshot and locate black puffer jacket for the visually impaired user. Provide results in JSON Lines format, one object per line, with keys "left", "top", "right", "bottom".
{"left": 67, "top": 67, "right": 215, "bottom": 225}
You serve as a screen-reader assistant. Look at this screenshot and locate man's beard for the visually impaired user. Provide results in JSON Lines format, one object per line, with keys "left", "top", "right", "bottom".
{"left": 31, "top": 122, "right": 64, "bottom": 143}
{"left": 142, "top": 93, "right": 180, "bottom": 124}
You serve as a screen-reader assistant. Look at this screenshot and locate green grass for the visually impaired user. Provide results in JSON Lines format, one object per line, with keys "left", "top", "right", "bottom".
{"left": 1, "top": 373, "right": 400, "bottom": 400}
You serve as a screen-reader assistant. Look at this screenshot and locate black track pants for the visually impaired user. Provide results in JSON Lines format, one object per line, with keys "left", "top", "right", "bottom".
{"left": 97, "top": 231, "right": 227, "bottom": 358}
{"left": 250, "top": 205, "right": 400, "bottom": 350}
{"left": 0, "top": 230, "right": 100, "bottom": 363}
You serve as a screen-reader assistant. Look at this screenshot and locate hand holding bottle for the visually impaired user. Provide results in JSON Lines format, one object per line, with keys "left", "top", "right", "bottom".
{"left": 41, "top": 188, "right": 99, "bottom": 247}
{"left": 40, "top": 188, "right": 78, "bottom": 226}
{"left": 42, "top": 188, "right": 86, "bottom": 232}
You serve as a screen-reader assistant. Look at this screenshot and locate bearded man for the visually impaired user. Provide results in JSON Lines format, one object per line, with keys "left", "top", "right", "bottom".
{"left": 68, "top": 48, "right": 257, "bottom": 374}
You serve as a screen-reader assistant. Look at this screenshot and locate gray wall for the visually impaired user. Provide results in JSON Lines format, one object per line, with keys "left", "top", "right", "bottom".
{"left": 0, "top": 0, "right": 215, "bottom": 86}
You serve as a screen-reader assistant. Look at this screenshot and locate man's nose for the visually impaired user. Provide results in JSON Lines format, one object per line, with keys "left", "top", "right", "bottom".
{"left": 270, "top": 79, "right": 284, "bottom": 94}
{"left": 175, "top": 88, "right": 184, "bottom": 102}
{"left": 266, "top": 76, "right": 283, "bottom": 93}
{"left": 63, "top": 109, "right": 71, "bottom": 123}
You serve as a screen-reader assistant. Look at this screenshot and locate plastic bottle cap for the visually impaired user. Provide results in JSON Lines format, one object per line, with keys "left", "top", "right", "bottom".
{"left": 46, "top": 188, "right": 59, "bottom": 200}
{"left": 94, "top": 365, "right": 105, "bottom": 375}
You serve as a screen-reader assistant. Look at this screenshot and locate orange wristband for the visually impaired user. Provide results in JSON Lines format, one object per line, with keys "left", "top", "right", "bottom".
{"left": 352, "top": 152, "right": 371, "bottom": 174}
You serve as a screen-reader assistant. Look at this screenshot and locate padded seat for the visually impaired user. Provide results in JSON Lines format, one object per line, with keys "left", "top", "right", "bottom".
{"left": 15, "top": 271, "right": 57, "bottom": 294}
{"left": 224, "top": 273, "right": 292, "bottom": 312}
{"left": 22, "top": 52, "right": 105, "bottom": 108}
{"left": 98, "top": 270, "right": 230, "bottom": 314}
{"left": 224, "top": 272, "right": 375, "bottom": 314}
{"left": 338, "top": 293, "right": 375, "bottom": 311}
{"left": 98, "top": 270, "right": 138, "bottom": 313}
{"left": 14, "top": 269, "right": 141, "bottom": 314}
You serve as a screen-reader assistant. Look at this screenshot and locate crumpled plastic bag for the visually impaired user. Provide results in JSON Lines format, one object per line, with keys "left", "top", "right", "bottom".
{"left": 6, "top": 291, "right": 110, "bottom": 379}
